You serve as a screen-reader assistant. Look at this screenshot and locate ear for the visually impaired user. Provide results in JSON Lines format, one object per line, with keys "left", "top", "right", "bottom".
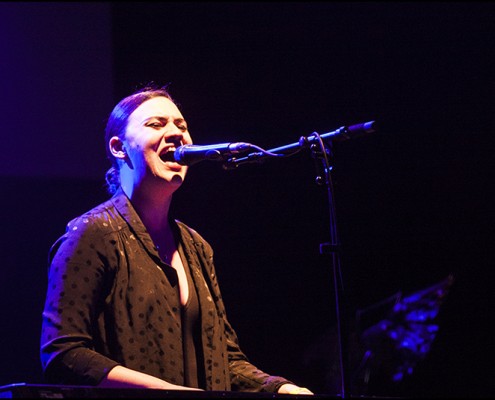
{"left": 109, "top": 136, "right": 127, "bottom": 159}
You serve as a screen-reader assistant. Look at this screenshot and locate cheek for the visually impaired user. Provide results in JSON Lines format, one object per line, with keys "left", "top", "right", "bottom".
{"left": 183, "top": 133, "right": 193, "bottom": 145}
{"left": 127, "top": 145, "right": 149, "bottom": 167}
{"left": 127, "top": 141, "right": 149, "bottom": 159}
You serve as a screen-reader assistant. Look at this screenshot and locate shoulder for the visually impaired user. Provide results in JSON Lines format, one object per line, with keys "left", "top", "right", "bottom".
{"left": 175, "top": 219, "right": 205, "bottom": 243}
{"left": 175, "top": 219, "right": 214, "bottom": 256}
{"left": 65, "top": 197, "right": 124, "bottom": 237}
{"left": 48, "top": 197, "right": 122, "bottom": 266}
{"left": 50, "top": 197, "right": 124, "bottom": 259}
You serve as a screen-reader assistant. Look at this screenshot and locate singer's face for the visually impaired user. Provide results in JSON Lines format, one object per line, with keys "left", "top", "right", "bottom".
{"left": 123, "top": 96, "right": 193, "bottom": 191}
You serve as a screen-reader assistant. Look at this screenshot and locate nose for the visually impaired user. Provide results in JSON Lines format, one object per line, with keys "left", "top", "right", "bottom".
{"left": 163, "top": 125, "right": 185, "bottom": 145}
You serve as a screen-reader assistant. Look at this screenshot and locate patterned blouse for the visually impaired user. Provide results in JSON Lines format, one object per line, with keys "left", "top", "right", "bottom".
{"left": 40, "top": 189, "right": 292, "bottom": 392}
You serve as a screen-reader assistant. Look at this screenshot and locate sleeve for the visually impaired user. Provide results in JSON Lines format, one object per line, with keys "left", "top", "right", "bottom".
{"left": 40, "top": 214, "right": 120, "bottom": 385}
{"left": 184, "top": 224, "right": 295, "bottom": 393}
{"left": 225, "top": 317, "right": 295, "bottom": 393}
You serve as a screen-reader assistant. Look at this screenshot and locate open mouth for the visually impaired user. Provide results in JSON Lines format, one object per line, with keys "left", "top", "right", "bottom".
{"left": 159, "top": 148, "right": 177, "bottom": 163}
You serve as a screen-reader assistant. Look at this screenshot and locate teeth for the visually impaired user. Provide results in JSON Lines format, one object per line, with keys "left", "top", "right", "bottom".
{"left": 160, "top": 148, "right": 176, "bottom": 162}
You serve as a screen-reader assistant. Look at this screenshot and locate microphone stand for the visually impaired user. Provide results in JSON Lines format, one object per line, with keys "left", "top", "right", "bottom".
{"left": 309, "top": 134, "right": 350, "bottom": 399}
{"left": 224, "top": 122, "right": 376, "bottom": 399}
{"left": 290, "top": 131, "right": 350, "bottom": 399}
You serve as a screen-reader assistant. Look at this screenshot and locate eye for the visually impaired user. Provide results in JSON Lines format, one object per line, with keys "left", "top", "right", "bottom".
{"left": 146, "top": 122, "right": 163, "bottom": 129}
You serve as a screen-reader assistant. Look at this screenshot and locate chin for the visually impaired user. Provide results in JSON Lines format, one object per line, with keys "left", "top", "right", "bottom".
{"left": 170, "top": 173, "right": 184, "bottom": 186}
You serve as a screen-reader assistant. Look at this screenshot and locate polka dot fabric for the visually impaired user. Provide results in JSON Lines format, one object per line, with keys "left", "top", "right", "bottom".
{"left": 40, "top": 189, "right": 293, "bottom": 392}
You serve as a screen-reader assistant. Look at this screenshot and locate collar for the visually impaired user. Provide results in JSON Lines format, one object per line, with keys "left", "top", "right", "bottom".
{"left": 109, "top": 188, "right": 161, "bottom": 262}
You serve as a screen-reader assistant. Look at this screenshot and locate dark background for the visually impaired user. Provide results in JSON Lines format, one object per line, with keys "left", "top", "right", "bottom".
{"left": 1, "top": 2, "right": 493, "bottom": 398}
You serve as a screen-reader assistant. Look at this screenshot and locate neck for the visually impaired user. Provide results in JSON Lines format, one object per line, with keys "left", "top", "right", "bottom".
{"left": 122, "top": 183, "right": 174, "bottom": 235}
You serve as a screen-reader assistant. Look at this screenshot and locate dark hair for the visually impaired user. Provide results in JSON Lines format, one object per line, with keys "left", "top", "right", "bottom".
{"left": 104, "top": 83, "right": 175, "bottom": 194}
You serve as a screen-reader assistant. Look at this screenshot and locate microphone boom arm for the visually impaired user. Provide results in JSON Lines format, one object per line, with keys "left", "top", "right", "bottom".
{"left": 223, "top": 121, "right": 377, "bottom": 169}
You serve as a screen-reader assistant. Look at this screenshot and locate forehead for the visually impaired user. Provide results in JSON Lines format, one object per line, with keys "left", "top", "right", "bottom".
{"left": 129, "top": 96, "right": 183, "bottom": 122}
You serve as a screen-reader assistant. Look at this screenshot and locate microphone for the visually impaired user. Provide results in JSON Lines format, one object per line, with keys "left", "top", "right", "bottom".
{"left": 320, "top": 120, "right": 377, "bottom": 143}
{"left": 173, "top": 142, "right": 252, "bottom": 166}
